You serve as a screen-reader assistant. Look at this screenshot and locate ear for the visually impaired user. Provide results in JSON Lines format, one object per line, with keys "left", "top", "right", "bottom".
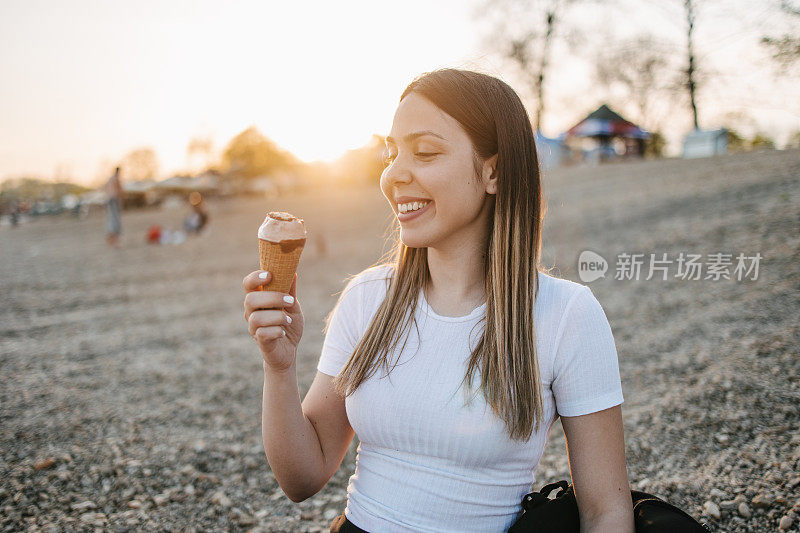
{"left": 483, "top": 154, "right": 499, "bottom": 194}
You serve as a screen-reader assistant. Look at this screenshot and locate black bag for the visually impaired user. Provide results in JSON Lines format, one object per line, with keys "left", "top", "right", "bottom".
{"left": 508, "top": 480, "right": 712, "bottom": 532}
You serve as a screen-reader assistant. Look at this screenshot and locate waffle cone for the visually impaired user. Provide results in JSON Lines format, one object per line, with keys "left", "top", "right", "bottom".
{"left": 259, "top": 238, "right": 305, "bottom": 294}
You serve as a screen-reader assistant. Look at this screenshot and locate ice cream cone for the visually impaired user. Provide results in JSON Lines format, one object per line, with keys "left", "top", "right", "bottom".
{"left": 258, "top": 237, "right": 304, "bottom": 293}
{"left": 257, "top": 211, "right": 307, "bottom": 294}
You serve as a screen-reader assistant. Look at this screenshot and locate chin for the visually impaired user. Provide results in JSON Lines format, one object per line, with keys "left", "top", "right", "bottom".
{"left": 399, "top": 231, "right": 431, "bottom": 249}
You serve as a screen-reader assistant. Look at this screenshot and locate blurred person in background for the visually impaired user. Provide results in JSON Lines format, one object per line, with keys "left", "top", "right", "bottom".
{"left": 9, "top": 200, "right": 20, "bottom": 227}
{"left": 105, "top": 166, "right": 124, "bottom": 247}
{"left": 184, "top": 191, "right": 209, "bottom": 234}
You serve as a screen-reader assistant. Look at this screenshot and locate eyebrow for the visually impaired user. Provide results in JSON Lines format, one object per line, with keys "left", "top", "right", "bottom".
{"left": 385, "top": 130, "right": 446, "bottom": 145}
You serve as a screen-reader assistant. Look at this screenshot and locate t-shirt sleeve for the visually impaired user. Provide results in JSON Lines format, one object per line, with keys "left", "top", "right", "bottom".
{"left": 317, "top": 276, "right": 365, "bottom": 377}
{"left": 551, "top": 285, "right": 624, "bottom": 417}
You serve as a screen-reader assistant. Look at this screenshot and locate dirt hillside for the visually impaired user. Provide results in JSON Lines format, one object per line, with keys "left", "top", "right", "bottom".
{"left": 1, "top": 149, "right": 798, "bottom": 532}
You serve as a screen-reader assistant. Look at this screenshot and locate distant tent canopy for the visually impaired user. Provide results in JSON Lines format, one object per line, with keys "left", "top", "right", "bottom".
{"left": 564, "top": 104, "right": 650, "bottom": 162}
{"left": 566, "top": 104, "right": 650, "bottom": 139}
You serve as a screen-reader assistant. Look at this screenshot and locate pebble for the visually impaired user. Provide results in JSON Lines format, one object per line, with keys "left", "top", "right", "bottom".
{"left": 738, "top": 502, "right": 751, "bottom": 518}
{"left": 79, "top": 512, "right": 107, "bottom": 526}
{"left": 779, "top": 514, "right": 793, "bottom": 530}
{"left": 233, "top": 512, "right": 257, "bottom": 526}
{"left": 710, "top": 487, "right": 728, "bottom": 499}
{"left": 209, "top": 491, "right": 232, "bottom": 507}
{"left": 720, "top": 499, "right": 738, "bottom": 510}
{"left": 323, "top": 508, "right": 339, "bottom": 520}
{"left": 70, "top": 501, "right": 96, "bottom": 512}
{"left": 752, "top": 493, "right": 773, "bottom": 509}
{"left": 703, "top": 501, "right": 721, "bottom": 520}
{"left": 34, "top": 458, "right": 56, "bottom": 470}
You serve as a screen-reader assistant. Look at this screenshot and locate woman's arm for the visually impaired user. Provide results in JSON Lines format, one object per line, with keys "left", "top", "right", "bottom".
{"left": 561, "top": 404, "right": 635, "bottom": 532}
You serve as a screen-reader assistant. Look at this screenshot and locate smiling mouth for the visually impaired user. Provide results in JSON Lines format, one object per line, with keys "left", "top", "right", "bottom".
{"left": 397, "top": 200, "right": 433, "bottom": 220}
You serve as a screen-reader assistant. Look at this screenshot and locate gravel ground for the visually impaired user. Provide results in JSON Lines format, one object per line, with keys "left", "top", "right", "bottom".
{"left": 1, "top": 149, "right": 798, "bottom": 532}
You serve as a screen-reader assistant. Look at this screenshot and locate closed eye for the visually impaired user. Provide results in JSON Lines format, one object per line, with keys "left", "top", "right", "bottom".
{"left": 383, "top": 152, "right": 438, "bottom": 165}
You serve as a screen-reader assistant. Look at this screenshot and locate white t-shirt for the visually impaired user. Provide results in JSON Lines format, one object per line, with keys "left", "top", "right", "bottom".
{"left": 317, "top": 264, "right": 623, "bottom": 532}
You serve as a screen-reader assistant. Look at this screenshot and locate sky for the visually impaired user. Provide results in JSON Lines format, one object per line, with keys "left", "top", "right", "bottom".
{"left": 0, "top": 0, "right": 797, "bottom": 186}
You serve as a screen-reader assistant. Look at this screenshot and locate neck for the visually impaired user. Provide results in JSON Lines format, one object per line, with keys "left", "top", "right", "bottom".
{"left": 418, "top": 195, "right": 495, "bottom": 313}
{"left": 426, "top": 246, "right": 486, "bottom": 304}
{"left": 424, "top": 205, "right": 491, "bottom": 306}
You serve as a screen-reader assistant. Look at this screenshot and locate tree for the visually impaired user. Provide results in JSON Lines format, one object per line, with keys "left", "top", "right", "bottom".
{"left": 726, "top": 129, "right": 748, "bottom": 153}
{"left": 221, "top": 126, "right": 297, "bottom": 180}
{"left": 476, "top": 0, "right": 595, "bottom": 133}
{"left": 638, "top": 0, "right": 710, "bottom": 130}
{"left": 119, "top": 147, "right": 159, "bottom": 182}
{"left": 0, "top": 177, "right": 89, "bottom": 207}
{"left": 594, "top": 34, "right": 672, "bottom": 128}
{"left": 186, "top": 135, "right": 215, "bottom": 174}
{"left": 750, "top": 133, "right": 776, "bottom": 150}
{"left": 643, "top": 131, "right": 667, "bottom": 158}
{"left": 684, "top": 0, "right": 701, "bottom": 130}
{"left": 760, "top": 0, "right": 800, "bottom": 72}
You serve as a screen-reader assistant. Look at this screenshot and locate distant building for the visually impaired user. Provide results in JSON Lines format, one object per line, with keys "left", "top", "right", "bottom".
{"left": 682, "top": 128, "right": 728, "bottom": 159}
{"left": 154, "top": 173, "right": 219, "bottom": 196}
{"left": 122, "top": 180, "right": 159, "bottom": 208}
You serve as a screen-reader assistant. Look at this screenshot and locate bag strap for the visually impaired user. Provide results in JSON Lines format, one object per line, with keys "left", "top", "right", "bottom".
{"left": 521, "top": 479, "right": 571, "bottom": 511}
{"left": 634, "top": 496, "right": 712, "bottom": 531}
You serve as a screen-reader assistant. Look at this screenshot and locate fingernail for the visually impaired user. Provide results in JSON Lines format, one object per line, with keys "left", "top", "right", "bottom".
{"left": 258, "top": 272, "right": 268, "bottom": 280}
{"left": 283, "top": 295, "right": 294, "bottom": 304}
{"left": 286, "top": 315, "right": 292, "bottom": 324}
{"left": 282, "top": 329, "right": 286, "bottom": 336}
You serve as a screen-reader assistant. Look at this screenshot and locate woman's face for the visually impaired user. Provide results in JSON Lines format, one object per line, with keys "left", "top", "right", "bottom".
{"left": 380, "top": 92, "right": 497, "bottom": 250}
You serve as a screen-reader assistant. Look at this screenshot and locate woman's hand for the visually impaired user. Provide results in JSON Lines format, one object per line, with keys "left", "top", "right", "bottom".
{"left": 242, "top": 271, "right": 304, "bottom": 373}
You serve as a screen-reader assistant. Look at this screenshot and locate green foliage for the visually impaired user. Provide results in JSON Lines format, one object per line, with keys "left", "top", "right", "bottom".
{"left": 643, "top": 130, "right": 666, "bottom": 158}
{"left": 0, "top": 177, "right": 89, "bottom": 202}
{"left": 749, "top": 133, "right": 776, "bottom": 151}
{"left": 727, "top": 129, "right": 747, "bottom": 153}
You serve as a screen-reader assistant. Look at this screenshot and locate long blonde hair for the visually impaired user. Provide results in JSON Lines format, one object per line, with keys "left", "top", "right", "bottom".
{"left": 326, "top": 68, "right": 547, "bottom": 441}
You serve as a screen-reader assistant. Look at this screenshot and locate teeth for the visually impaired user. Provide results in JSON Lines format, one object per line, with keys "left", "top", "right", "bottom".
{"left": 399, "top": 201, "right": 429, "bottom": 213}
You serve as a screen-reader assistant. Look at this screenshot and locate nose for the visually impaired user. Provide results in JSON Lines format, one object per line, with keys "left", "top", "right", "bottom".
{"left": 382, "top": 157, "right": 413, "bottom": 191}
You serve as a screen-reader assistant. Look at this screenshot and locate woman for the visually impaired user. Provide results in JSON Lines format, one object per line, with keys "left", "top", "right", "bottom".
{"left": 242, "top": 68, "right": 634, "bottom": 532}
